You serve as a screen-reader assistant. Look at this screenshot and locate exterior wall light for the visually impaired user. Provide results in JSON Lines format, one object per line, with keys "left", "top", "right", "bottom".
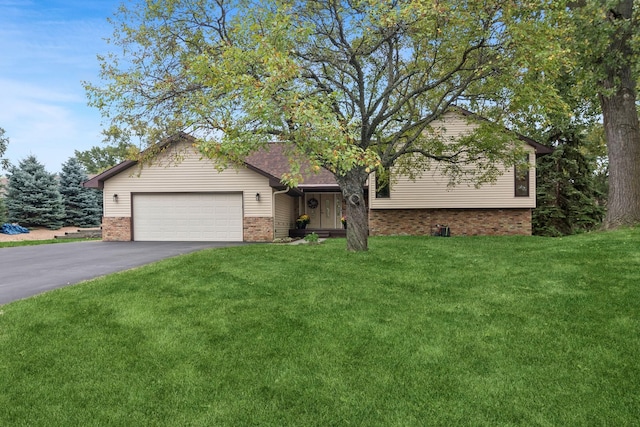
{"left": 255, "top": 193, "right": 260, "bottom": 201}
{"left": 113, "top": 194, "right": 118, "bottom": 202}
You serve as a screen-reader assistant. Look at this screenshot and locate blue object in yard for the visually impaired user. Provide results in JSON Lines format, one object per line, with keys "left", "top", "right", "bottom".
{"left": 1, "top": 223, "right": 30, "bottom": 235}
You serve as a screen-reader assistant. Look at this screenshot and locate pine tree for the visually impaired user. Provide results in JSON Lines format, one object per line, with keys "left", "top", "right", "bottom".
{"left": 533, "top": 130, "right": 605, "bottom": 236}
{"left": 0, "top": 180, "right": 7, "bottom": 224}
{"left": 6, "top": 156, "right": 65, "bottom": 229}
{"left": 59, "top": 157, "right": 102, "bottom": 227}
{"left": 0, "top": 127, "right": 9, "bottom": 223}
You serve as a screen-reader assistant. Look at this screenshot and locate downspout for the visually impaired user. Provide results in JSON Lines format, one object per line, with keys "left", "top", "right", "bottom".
{"left": 272, "top": 187, "right": 290, "bottom": 239}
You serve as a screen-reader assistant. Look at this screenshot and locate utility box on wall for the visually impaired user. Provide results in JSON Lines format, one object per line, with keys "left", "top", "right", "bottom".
{"left": 432, "top": 224, "right": 451, "bottom": 237}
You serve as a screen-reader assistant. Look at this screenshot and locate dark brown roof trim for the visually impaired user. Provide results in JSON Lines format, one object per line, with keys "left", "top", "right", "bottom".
{"left": 298, "top": 185, "right": 341, "bottom": 192}
{"left": 83, "top": 160, "right": 136, "bottom": 189}
{"left": 83, "top": 132, "right": 196, "bottom": 189}
{"left": 83, "top": 133, "right": 305, "bottom": 190}
{"left": 84, "top": 111, "right": 551, "bottom": 190}
{"left": 243, "top": 162, "right": 288, "bottom": 189}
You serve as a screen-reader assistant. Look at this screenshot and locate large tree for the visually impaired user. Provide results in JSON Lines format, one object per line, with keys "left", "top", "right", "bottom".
{"left": 533, "top": 129, "right": 606, "bottom": 236}
{"left": 563, "top": 0, "right": 640, "bottom": 228}
{"left": 74, "top": 144, "right": 132, "bottom": 174}
{"left": 0, "top": 180, "right": 6, "bottom": 225}
{"left": 6, "top": 156, "right": 65, "bottom": 229}
{"left": 0, "top": 126, "right": 8, "bottom": 170}
{"left": 75, "top": 126, "right": 139, "bottom": 174}
{"left": 59, "top": 157, "right": 102, "bottom": 227}
{"left": 0, "top": 127, "right": 8, "bottom": 224}
{"left": 86, "top": 0, "right": 563, "bottom": 251}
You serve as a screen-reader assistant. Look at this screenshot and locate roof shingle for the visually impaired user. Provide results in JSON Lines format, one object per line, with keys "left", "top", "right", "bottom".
{"left": 245, "top": 144, "right": 338, "bottom": 187}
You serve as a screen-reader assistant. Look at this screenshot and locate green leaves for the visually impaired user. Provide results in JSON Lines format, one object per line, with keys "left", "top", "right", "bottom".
{"left": 87, "top": 0, "right": 561, "bottom": 177}
{"left": 86, "top": 0, "right": 580, "bottom": 248}
{"left": 0, "top": 127, "right": 8, "bottom": 170}
{"left": 6, "top": 156, "right": 65, "bottom": 229}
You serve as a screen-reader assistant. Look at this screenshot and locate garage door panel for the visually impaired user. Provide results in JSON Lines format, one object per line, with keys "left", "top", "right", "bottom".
{"left": 133, "top": 193, "right": 243, "bottom": 241}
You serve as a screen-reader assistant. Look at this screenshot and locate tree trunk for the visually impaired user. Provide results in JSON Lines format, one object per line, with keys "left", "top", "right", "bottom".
{"left": 600, "top": 0, "right": 640, "bottom": 229}
{"left": 336, "top": 168, "right": 369, "bottom": 251}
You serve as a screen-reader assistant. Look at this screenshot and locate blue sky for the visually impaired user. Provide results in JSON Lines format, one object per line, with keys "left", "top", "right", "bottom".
{"left": 0, "top": 0, "right": 120, "bottom": 173}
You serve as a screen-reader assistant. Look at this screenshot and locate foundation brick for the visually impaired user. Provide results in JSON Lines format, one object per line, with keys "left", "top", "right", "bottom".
{"left": 244, "top": 217, "right": 274, "bottom": 242}
{"left": 369, "top": 208, "right": 532, "bottom": 237}
{"left": 102, "top": 217, "right": 132, "bottom": 241}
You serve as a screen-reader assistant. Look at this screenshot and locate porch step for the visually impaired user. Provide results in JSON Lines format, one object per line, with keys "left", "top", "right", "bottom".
{"left": 289, "top": 228, "right": 347, "bottom": 239}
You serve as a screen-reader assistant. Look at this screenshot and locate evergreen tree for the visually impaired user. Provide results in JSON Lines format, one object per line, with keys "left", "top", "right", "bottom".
{"left": 0, "top": 179, "right": 7, "bottom": 224}
{"left": 533, "top": 130, "right": 605, "bottom": 236}
{"left": 6, "top": 156, "right": 65, "bottom": 229}
{"left": 0, "top": 126, "right": 9, "bottom": 170}
{"left": 59, "top": 157, "right": 102, "bottom": 227}
{"left": 86, "top": 0, "right": 565, "bottom": 251}
{"left": 0, "top": 127, "right": 9, "bottom": 222}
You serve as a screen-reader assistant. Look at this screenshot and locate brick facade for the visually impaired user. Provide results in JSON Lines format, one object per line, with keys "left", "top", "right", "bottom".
{"left": 369, "top": 208, "right": 532, "bottom": 237}
{"left": 102, "top": 217, "right": 132, "bottom": 241}
{"left": 101, "top": 216, "right": 274, "bottom": 242}
{"left": 243, "top": 217, "right": 274, "bottom": 242}
{"left": 102, "top": 210, "right": 528, "bottom": 241}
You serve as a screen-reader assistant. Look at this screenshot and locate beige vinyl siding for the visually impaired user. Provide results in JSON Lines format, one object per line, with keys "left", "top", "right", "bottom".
{"left": 274, "top": 193, "right": 295, "bottom": 238}
{"left": 103, "top": 142, "right": 272, "bottom": 218}
{"left": 370, "top": 111, "right": 536, "bottom": 209}
{"left": 370, "top": 158, "right": 535, "bottom": 209}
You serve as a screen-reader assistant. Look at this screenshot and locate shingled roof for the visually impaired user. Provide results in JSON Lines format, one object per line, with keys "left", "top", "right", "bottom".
{"left": 84, "top": 137, "right": 339, "bottom": 190}
{"left": 245, "top": 144, "right": 338, "bottom": 188}
{"left": 85, "top": 113, "right": 549, "bottom": 190}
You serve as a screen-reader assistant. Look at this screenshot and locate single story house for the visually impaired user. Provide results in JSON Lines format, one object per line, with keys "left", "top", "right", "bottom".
{"left": 84, "top": 110, "right": 551, "bottom": 242}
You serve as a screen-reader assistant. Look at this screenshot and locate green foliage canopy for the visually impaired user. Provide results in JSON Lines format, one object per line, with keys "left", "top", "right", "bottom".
{"left": 0, "top": 126, "right": 7, "bottom": 223}
{"left": 74, "top": 143, "right": 134, "bottom": 175}
{"left": 556, "top": 0, "right": 640, "bottom": 228}
{"left": 87, "top": 0, "right": 564, "bottom": 178}
{"left": 86, "top": 0, "right": 567, "bottom": 250}
{"left": 59, "top": 157, "right": 102, "bottom": 227}
{"left": 533, "top": 129, "right": 606, "bottom": 236}
{"left": 6, "top": 156, "right": 65, "bottom": 229}
{"left": 75, "top": 126, "right": 140, "bottom": 174}
{"left": 0, "top": 127, "right": 9, "bottom": 170}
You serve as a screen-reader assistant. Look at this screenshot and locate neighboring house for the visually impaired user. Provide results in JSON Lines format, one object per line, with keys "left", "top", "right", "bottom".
{"left": 84, "top": 110, "right": 551, "bottom": 242}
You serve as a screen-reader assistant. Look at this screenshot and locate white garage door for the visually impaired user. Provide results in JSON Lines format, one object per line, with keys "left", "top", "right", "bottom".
{"left": 133, "top": 193, "right": 243, "bottom": 241}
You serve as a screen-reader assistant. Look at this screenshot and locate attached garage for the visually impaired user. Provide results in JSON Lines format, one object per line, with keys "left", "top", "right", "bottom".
{"left": 132, "top": 193, "right": 243, "bottom": 241}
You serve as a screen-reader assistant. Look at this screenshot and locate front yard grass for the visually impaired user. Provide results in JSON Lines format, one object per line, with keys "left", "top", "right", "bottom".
{"left": 0, "top": 238, "right": 99, "bottom": 248}
{"left": 1, "top": 229, "right": 639, "bottom": 426}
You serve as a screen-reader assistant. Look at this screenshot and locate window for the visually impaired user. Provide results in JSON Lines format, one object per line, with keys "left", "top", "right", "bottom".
{"left": 375, "top": 168, "right": 390, "bottom": 198}
{"left": 515, "top": 154, "right": 530, "bottom": 197}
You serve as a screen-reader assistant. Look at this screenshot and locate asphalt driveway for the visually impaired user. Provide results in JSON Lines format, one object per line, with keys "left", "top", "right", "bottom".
{"left": 0, "top": 241, "right": 244, "bottom": 305}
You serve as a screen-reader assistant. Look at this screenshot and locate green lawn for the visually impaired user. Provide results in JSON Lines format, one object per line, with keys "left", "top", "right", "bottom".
{"left": 0, "top": 238, "right": 98, "bottom": 248}
{"left": 1, "top": 229, "right": 639, "bottom": 426}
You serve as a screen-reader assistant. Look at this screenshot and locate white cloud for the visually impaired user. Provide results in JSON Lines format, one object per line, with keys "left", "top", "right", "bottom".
{"left": 0, "top": 78, "right": 104, "bottom": 173}
{"left": 0, "top": 1, "right": 117, "bottom": 173}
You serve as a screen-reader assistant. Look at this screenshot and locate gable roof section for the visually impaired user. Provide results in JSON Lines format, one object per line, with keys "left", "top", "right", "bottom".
{"left": 85, "top": 112, "right": 550, "bottom": 190}
{"left": 453, "top": 107, "right": 553, "bottom": 155}
{"left": 83, "top": 160, "right": 136, "bottom": 189}
{"left": 245, "top": 144, "right": 338, "bottom": 189}
{"left": 83, "top": 134, "right": 337, "bottom": 190}
{"left": 83, "top": 132, "right": 193, "bottom": 189}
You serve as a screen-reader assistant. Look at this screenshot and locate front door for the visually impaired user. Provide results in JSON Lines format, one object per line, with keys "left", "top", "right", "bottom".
{"left": 306, "top": 193, "right": 343, "bottom": 228}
